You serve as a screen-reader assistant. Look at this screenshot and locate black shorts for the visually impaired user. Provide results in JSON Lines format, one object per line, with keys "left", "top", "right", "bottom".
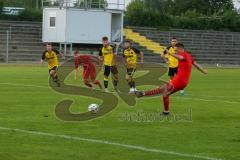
{"left": 104, "top": 65, "right": 118, "bottom": 77}
{"left": 127, "top": 68, "right": 136, "bottom": 76}
{"left": 49, "top": 66, "right": 58, "bottom": 73}
{"left": 168, "top": 67, "right": 178, "bottom": 77}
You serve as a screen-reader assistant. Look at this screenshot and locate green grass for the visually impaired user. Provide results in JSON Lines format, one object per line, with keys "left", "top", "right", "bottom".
{"left": 0, "top": 64, "right": 240, "bottom": 160}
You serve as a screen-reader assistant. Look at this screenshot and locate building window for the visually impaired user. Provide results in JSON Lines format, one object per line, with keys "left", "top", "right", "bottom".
{"left": 49, "top": 17, "right": 56, "bottom": 27}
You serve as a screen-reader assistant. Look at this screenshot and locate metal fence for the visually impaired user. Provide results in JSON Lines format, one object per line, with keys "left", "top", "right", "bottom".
{"left": 42, "top": 0, "right": 125, "bottom": 10}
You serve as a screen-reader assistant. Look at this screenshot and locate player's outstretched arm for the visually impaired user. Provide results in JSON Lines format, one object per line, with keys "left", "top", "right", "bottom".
{"left": 169, "top": 53, "right": 184, "bottom": 60}
{"left": 161, "top": 54, "right": 169, "bottom": 64}
{"left": 113, "top": 54, "right": 118, "bottom": 66}
{"left": 40, "top": 51, "right": 46, "bottom": 64}
{"left": 161, "top": 49, "right": 170, "bottom": 64}
{"left": 193, "top": 61, "right": 208, "bottom": 74}
{"left": 121, "top": 54, "right": 128, "bottom": 68}
{"left": 98, "top": 56, "right": 103, "bottom": 70}
{"left": 91, "top": 55, "right": 100, "bottom": 65}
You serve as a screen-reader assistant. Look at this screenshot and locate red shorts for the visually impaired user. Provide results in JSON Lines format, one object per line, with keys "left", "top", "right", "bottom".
{"left": 82, "top": 64, "right": 96, "bottom": 81}
{"left": 168, "top": 79, "right": 187, "bottom": 94}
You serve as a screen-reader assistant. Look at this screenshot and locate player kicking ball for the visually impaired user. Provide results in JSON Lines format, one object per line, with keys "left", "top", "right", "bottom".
{"left": 74, "top": 51, "right": 102, "bottom": 90}
{"left": 123, "top": 40, "right": 144, "bottom": 94}
{"left": 135, "top": 43, "right": 208, "bottom": 115}
{"left": 41, "top": 43, "right": 63, "bottom": 87}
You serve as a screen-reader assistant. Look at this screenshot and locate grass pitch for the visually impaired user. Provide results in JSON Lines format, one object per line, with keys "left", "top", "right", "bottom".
{"left": 0, "top": 64, "right": 239, "bottom": 160}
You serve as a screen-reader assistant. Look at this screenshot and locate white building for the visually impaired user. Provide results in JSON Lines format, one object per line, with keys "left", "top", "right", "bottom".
{"left": 42, "top": 0, "right": 125, "bottom": 45}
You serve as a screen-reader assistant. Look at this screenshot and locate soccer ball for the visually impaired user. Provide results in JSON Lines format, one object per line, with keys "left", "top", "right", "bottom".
{"left": 88, "top": 104, "right": 99, "bottom": 113}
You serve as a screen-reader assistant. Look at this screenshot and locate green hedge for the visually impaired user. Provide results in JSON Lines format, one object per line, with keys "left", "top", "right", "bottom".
{"left": 125, "top": 12, "right": 240, "bottom": 32}
{"left": 124, "top": 0, "right": 240, "bottom": 32}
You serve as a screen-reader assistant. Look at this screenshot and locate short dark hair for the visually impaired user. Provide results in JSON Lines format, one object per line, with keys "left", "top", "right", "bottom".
{"left": 125, "top": 39, "right": 132, "bottom": 44}
{"left": 175, "top": 43, "right": 184, "bottom": 48}
{"left": 102, "top": 36, "right": 108, "bottom": 41}
{"left": 74, "top": 50, "right": 78, "bottom": 55}
{"left": 46, "top": 43, "right": 52, "bottom": 46}
{"left": 171, "top": 37, "right": 177, "bottom": 40}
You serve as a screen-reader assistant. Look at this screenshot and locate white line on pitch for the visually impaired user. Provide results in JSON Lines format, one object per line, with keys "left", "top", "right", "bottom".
{"left": 173, "top": 96, "right": 240, "bottom": 104}
{"left": 0, "top": 82, "right": 49, "bottom": 89}
{"left": 0, "top": 126, "right": 222, "bottom": 160}
{"left": 0, "top": 82, "right": 239, "bottom": 104}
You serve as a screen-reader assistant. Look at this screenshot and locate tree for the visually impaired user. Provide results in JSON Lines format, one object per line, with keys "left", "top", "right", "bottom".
{"left": 0, "top": 1, "right": 3, "bottom": 13}
{"left": 172, "top": 0, "right": 211, "bottom": 15}
{"left": 125, "top": 0, "right": 240, "bottom": 31}
{"left": 209, "top": 0, "right": 234, "bottom": 15}
{"left": 139, "top": 0, "right": 234, "bottom": 16}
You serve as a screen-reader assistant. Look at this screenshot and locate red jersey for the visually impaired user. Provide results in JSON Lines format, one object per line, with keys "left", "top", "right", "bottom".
{"left": 171, "top": 52, "right": 195, "bottom": 89}
{"left": 74, "top": 54, "right": 97, "bottom": 80}
{"left": 74, "top": 55, "right": 95, "bottom": 69}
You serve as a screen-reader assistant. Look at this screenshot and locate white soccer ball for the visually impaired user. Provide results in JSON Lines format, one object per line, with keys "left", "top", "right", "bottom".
{"left": 88, "top": 104, "right": 99, "bottom": 113}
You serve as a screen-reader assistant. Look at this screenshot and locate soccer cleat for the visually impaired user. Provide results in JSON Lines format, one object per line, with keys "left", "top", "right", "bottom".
{"left": 135, "top": 91, "right": 144, "bottom": 98}
{"left": 161, "top": 111, "right": 170, "bottom": 116}
{"left": 179, "top": 90, "right": 185, "bottom": 96}
{"left": 104, "top": 88, "right": 110, "bottom": 93}
{"left": 129, "top": 88, "right": 135, "bottom": 94}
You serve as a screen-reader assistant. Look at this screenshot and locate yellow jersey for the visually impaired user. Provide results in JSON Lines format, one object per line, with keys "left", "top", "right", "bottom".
{"left": 99, "top": 45, "right": 116, "bottom": 66}
{"left": 165, "top": 46, "right": 178, "bottom": 68}
{"left": 123, "top": 47, "right": 141, "bottom": 69}
{"left": 42, "top": 49, "right": 59, "bottom": 70}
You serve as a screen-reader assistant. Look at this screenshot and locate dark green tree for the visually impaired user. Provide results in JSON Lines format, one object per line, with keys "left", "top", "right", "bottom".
{"left": 209, "top": 0, "right": 234, "bottom": 15}
{"left": 0, "top": 1, "right": 3, "bottom": 13}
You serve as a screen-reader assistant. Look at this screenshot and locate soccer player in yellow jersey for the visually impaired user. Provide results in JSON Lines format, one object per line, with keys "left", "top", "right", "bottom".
{"left": 41, "top": 43, "right": 63, "bottom": 87}
{"left": 162, "top": 37, "right": 179, "bottom": 79}
{"left": 162, "top": 37, "right": 185, "bottom": 95}
{"left": 99, "top": 37, "right": 118, "bottom": 92}
{"left": 123, "top": 40, "right": 144, "bottom": 94}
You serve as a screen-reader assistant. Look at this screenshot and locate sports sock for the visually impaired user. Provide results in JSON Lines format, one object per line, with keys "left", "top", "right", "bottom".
{"left": 53, "top": 75, "right": 59, "bottom": 82}
{"left": 163, "top": 95, "right": 169, "bottom": 112}
{"left": 84, "top": 80, "right": 92, "bottom": 88}
{"left": 104, "top": 77, "right": 109, "bottom": 88}
{"left": 132, "top": 81, "right": 136, "bottom": 88}
{"left": 144, "top": 87, "right": 163, "bottom": 96}
{"left": 113, "top": 80, "right": 118, "bottom": 87}
{"left": 128, "top": 81, "right": 135, "bottom": 88}
{"left": 128, "top": 82, "right": 132, "bottom": 88}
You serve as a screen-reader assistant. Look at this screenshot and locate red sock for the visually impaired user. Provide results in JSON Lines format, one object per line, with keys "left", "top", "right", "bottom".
{"left": 163, "top": 95, "right": 169, "bottom": 112}
{"left": 84, "top": 80, "right": 92, "bottom": 88}
{"left": 93, "top": 80, "right": 102, "bottom": 89}
{"left": 144, "top": 87, "right": 163, "bottom": 96}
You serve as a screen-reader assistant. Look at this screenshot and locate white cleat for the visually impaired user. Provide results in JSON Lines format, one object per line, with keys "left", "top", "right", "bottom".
{"left": 104, "top": 88, "right": 110, "bottom": 93}
{"left": 129, "top": 88, "right": 135, "bottom": 94}
{"left": 180, "top": 90, "right": 185, "bottom": 96}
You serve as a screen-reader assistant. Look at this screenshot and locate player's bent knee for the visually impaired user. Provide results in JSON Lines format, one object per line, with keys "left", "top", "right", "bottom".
{"left": 112, "top": 75, "right": 118, "bottom": 81}
{"left": 50, "top": 70, "right": 56, "bottom": 76}
{"left": 125, "top": 75, "right": 131, "bottom": 81}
